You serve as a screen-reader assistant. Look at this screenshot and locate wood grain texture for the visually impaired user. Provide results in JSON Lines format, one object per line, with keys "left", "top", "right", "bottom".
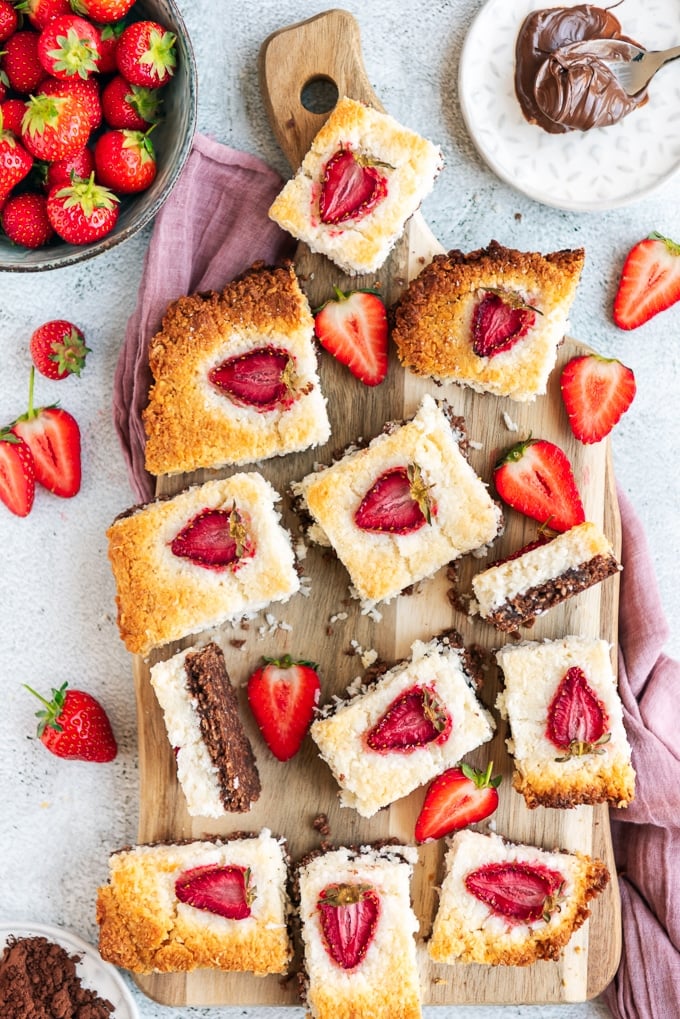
{"left": 131, "top": 9, "right": 621, "bottom": 1007}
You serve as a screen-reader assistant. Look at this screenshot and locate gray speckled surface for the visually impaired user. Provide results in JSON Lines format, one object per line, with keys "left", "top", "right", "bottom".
{"left": 2, "top": 1, "right": 678, "bottom": 1016}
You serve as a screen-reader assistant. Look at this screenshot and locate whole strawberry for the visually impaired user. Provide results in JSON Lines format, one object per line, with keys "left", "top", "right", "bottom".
{"left": 2, "top": 30, "right": 47, "bottom": 93}
{"left": 25, "top": 681, "right": 117, "bottom": 761}
{"left": 30, "top": 319, "right": 89, "bottom": 379}
{"left": 96, "top": 20, "right": 124, "bottom": 74}
{"left": 39, "top": 74, "right": 103, "bottom": 130}
{"left": 21, "top": 92, "right": 91, "bottom": 161}
{"left": 44, "top": 143, "right": 94, "bottom": 191}
{"left": 0, "top": 98, "right": 28, "bottom": 136}
{"left": 47, "top": 171, "right": 119, "bottom": 243}
{"left": 37, "top": 14, "right": 102, "bottom": 80}
{"left": 0, "top": 426, "right": 35, "bottom": 517}
{"left": 70, "top": 0, "right": 135, "bottom": 24}
{"left": 1, "top": 191, "right": 54, "bottom": 249}
{"left": 116, "top": 20, "right": 176, "bottom": 88}
{"left": 101, "top": 74, "right": 160, "bottom": 130}
{"left": 0, "top": 0, "right": 19, "bottom": 43}
{"left": 0, "top": 127, "right": 33, "bottom": 205}
{"left": 20, "top": 0, "right": 72, "bottom": 31}
{"left": 94, "top": 127, "right": 157, "bottom": 193}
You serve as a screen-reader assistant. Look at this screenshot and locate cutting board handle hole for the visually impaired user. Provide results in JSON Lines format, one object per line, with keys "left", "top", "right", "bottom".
{"left": 300, "top": 76, "right": 339, "bottom": 114}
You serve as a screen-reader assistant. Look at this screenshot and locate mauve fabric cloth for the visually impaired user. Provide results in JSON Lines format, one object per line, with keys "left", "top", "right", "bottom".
{"left": 112, "top": 132, "right": 294, "bottom": 502}
{"left": 603, "top": 487, "right": 680, "bottom": 1019}
{"left": 112, "top": 136, "right": 680, "bottom": 1018}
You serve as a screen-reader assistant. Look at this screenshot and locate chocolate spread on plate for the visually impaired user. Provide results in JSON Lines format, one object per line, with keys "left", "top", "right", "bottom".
{"left": 0, "top": 935, "right": 115, "bottom": 1019}
{"left": 515, "top": 4, "right": 647, "bottom": 133}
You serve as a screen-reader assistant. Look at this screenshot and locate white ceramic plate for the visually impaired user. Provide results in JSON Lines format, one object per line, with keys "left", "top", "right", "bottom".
{"left": 459, "top": 0, "right": 680, "bottom": 210}
{"left": 0, "top": 921, "right": 138, "bottom": 1019}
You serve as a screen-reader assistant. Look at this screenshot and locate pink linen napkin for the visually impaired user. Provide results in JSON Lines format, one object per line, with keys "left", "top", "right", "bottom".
{"left": 112, "top": 136, "right": 680, "bottom": 1017}
{"left": 603, "top": 487, "right": 680, "bottom": 1019}
{"left": 112, "top": 132, "right": 294, "bottom": 502}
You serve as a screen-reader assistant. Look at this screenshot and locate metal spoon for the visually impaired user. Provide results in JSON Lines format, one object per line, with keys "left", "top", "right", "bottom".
{"left": 578, "top": 39, "right": 680, "bottom": 96}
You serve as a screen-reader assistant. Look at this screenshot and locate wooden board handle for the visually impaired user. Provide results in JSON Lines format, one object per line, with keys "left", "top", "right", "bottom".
{"left": 259, "top": 9, "right": 384, "bottom": 171}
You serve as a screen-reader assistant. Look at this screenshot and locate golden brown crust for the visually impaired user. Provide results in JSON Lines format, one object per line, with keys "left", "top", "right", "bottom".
{"left": 143, "top": 262, "right": 329, "bottom": 476}
{"left": 513, "top": 758, "right": 636, "bottom": 809}
{"left": 391, "top": 240, "right": 585, "bottom": 400}
{"left": 96, "top": 837, "right": 292, "bottom": 976}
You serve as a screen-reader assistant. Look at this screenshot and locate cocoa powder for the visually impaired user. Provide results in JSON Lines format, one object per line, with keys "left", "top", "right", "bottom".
{"left": 0, "top": 935, "right": 115, "bottom": 1019}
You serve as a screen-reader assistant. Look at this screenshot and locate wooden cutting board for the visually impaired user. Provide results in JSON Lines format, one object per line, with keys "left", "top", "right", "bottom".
{"left": 131, "top": 9, "right": 621, "bottom": 1007}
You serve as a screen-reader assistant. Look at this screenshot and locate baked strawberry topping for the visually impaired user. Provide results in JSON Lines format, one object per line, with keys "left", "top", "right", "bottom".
{"left": 170, "top": 504, "right": 255, "bottom": 570}
{"left": 208, "top": 346, "right": 298, "bottom": 412}
{"left": 317, "top": 882, "right": 380, "bottom": 970}
{"left": 175, "top": 863, "right": 255, "bottom": 920}
{"left": 546, "top": 666, "right": 610, "bottom": 760}
{"left": 465, "top": 861, "right": 565, "bottom": 924}
{"left": 365, "top": 683, "right": 452, "bottom": 753}
{"left": 471, "top": 289, "right": 536, "bottom": 358}
{"left": 354, "top": 463, "right": 435, "bottom": 534}
{"left": 319, "top": 147, "right": 388, "bottom": 225}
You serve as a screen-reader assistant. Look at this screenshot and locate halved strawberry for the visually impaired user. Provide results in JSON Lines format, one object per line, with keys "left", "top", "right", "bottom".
{"left": 208, "top": 346, "right": 297, "bottom": 411}
{"left": 365, "top": 683, "right": 452, "bottom": 753}
{"left": 175, "top": 864, "right": 255, "bottom": 920}
{"left": 560, "top": 353, "right": 636, "bottom": 444}
{"left": 414, "top": 761, "right": 501, "bottom": 843}
{"left": 613, "top": 232, "right": 680, "bottom": 329}
{"left": 317, "top": 883, "right": 380, "bottom": 970}
{"left": 170, "top": 504, "right": 255, "bottom": 571}
{"left": 471, "top": 289, "right": 537, "bottom": 357}
{"left": 0, "top": 427, "right": 35, "bottom": 517}
{"left": 354, "top": 463, "right": 435, "bottom": 534}
{"left": 318, "top": 147, "right": 388, "bottom": 224}
{"left": 314, "top": 287, "right": 388, "bottom": 386}
{"left": 465, "top": 861, "right": 565, "bottom": 924}
{"left": 546, "top": 666, "right": 610, "bottom": 761}
{"left": 247, "top": 654, "right": 321, "bottom": 761}
{"left": 493, "top": 437, "right": 585, "bottom": 533}
{"left": 13, "top": 368, "right": 80, "bottom": 498}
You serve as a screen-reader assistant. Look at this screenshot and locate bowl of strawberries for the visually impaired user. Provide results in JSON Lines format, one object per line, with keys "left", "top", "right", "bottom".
{"left": 0, "top": 0, "right": 197, "bottom": 271}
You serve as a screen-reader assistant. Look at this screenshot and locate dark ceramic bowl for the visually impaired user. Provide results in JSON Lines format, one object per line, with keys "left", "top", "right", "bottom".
{"left": 0, "top": 0, "right": 197, "bottom": 272}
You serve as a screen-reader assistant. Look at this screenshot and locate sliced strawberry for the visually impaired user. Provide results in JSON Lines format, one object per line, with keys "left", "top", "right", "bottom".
{"left": 317, "top": 883, "right": 380, "bottom": 970}
{"left": 318, "top": 147, "right": 388, "bottom": 225}
{"left": 13, "top": 368, "right": 80, "bottom": 498}
{"left": 471, "top": 290, "right": 536, "bottom": 357}
{"left": 560, "top": 353, "right": 636, "bottom": 444}
{"left": 170, "top": 504, "right": 255, "bottom": 571}
{"left": 354, "top": 463, "right": 435, "bottom": 534}
{"left": 613, "top": 232, "right": 680, "bottom": 329}
{"left": 465, "top": 861, "right": 565, "bottom": 924}
{"left": 314, "top": 287, "right": 388, "bottom": 386}
{"left": 175, "top": 864, "right": 255, "bottom": 920}
{"left": 493, "top": 436, "right": 585, "bottom": 533}
{"left": 546, "top": 666, "right": 610, "bottom": 760}
{"left": 414, "top": 761, "right": 501, "bottom": 843}
{"left": 365, "top": 683, "right": 452, "bottom": 753}
{"left": 247, "top": 654, "right": 321, "bottom": 761}
{"left": 208, "top": 346, "right": 297, "bottom": 411}
{"left": 0, "top": 427, "right": 35, "bottom": 517}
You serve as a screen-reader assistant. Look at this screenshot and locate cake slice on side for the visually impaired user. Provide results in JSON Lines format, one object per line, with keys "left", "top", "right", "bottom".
{"left": 495, "top": 636, "right": 635, "bottom": 809}
{"left": 143, "top": 262, "right": 330, "bottom": 477}
{"left": 268, "top": 96, "right": 442, "bottom": 276}
{"left": 96, "top": 830, "right": 292, "bottom": 975}
{"left": 391, "top": 240, "right": 585, "bottom": 401}
{"left": 310, "top": 633, "right": 495, "bottom": 818}
{"left": 428, "top": 830, "right": 609, "bottom": 966}
{"left": 470, "top": 521, "right": 621, "bottom": 632}
{"left": 107, "top": 472, "right": 300, "bottom": 657}
{"left": 293, "top": 393, "right": 503, "bottom": 612}
{"left": 297, "top": 844, "right": 421, "bottom": 1019}
{"left": 150, "top": 641, "right": 261, "bottom": 817}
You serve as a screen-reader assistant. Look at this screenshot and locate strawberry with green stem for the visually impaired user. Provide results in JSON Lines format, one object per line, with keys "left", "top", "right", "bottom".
{"left": 13, "top": 365, "right": 81, "bottom": 497}
{"left": 354, "top": 462, "right": 435, "bottom": 534}
{"left": 247, "top": 654, "right": 321, "bottom": 761}
{"left": 170, "top": 503, "right": 255, "bottom": 571}
{"left": 317, "top": 883, "right": 380, "bottom": 970}
{"left": 37, "top": 13, "right": 101, "bottom": 80}
{"left": 115, "top": 19, "right": 176, "bottom": 88}
{"left": 25, "top": 681, "right": 117, "bottom": 761}
{"left": 471, "top": 288, "right": 539, "bottom": 358}
{"left": 208, "top": 346, "right": 298, "bottom": 412}
{"left": 546, "top": 666, "right": 610, "bottom": 761}
{"left": 21, "top": 92, "right": 91, "bottom": 161}
{"left": 46, "top": 171, "right": 119, "bottom": 243}
{"left": 314, "top": 286, "right": 388, "bottom": 386}
{"left": 493, "top": 436, "right": 585, "bottom": 533}
{"left": 415, "top": 761, "right": 502, "bottom": 843}
{"left": 613, "top": 232, "right": 680, "bottom": 329}
{"left": 94, "top": 126, "right": 157, "bottom": 193}
{"left": 101, "top": 74, "right": 161, "bottom": 130}
{"left": 30, "top": 319, "right": 89, "bottom": 379}
{"left": 318, "top": 147, "right": 388, "bottom": 225}
{"left": 560, "top": 353, "right": 636, "bottom": 444}
{"left": 0, "top": 426, "right": 35, "bottom": 517}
